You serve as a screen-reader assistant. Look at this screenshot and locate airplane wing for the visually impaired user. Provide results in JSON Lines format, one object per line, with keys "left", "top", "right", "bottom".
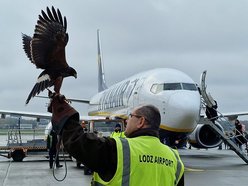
{"left": 200, "top": 111, "right": 248, "bottom": 120}
{"left": 0, "top": 109, "right": 105, "bottom": 137}
{"left": 0, "top": 109, "right": 107, "bottom": 121}
{"left": 221, "top": 111, "right": 248, "bottom": 117}
{"left": 36, "top": 96, "right": 90, "bottom": 104}
{"left": 218, "top": 111, "right": 248, "bottom": 121}
{"left": 0, "top": 110, "right": 51, "bottom": 120}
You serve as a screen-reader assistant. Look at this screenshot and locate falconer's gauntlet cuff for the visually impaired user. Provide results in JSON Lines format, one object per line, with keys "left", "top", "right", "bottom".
{"left": 48, "top": 94, "right": 79, "bottom": 135}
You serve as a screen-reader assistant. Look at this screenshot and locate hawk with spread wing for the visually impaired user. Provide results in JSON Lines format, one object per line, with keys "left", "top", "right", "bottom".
{"left": 22, "top": 6, "right": 77, "bottom": 104}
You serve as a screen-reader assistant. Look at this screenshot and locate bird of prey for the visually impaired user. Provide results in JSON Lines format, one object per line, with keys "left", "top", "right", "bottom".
{"left": 22, "top": 6, "right": 77, "bottom": 104}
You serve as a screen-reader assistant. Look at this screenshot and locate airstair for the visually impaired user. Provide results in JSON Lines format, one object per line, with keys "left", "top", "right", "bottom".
{"left": 199, "top": 70, "right": 248, "bottom": 164}
{"left": 200, "top": 116, "right": 248, "bottom": 164}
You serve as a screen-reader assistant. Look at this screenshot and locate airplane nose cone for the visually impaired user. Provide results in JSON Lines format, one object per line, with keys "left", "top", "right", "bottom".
{"left": 161, "top": 91, "right": 201, "bottom": 132}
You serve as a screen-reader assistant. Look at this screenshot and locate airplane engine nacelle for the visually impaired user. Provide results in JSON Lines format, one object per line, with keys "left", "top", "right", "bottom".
{"left": 188, "top": 123, "right": 223, "bottom": 149}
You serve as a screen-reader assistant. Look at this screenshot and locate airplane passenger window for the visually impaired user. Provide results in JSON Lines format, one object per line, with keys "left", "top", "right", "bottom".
{"left": 163, "top": 83, "right": 182, "bottom": 90}
{"left": 182, "top": 83, "right": 197, "bottom": 91}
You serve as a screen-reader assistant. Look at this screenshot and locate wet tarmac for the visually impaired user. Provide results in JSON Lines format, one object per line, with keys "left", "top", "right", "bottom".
{"left": 180, "top": 148, "right": 248, "bottom": 186}
{"left": 0, "top": 148, "right": 247, "bottom": 186}
{"left": 0, "top": 154, "right": 91, "bottom": 186}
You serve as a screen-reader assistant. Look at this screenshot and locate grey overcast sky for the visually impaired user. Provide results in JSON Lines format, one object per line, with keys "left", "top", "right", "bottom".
{"left": 1, "top": 0, "right": 248, "bottom": 118}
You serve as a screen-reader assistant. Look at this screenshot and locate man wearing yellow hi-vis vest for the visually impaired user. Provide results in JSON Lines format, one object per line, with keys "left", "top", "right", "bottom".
{"left": 110, "top": 123, "right": 126, "bottom": 138}
{"left": 49, "top": 94, "right": 184, "bottom": 186}
{"left": 93, "top": 105, "right": 184, "bottom": 186}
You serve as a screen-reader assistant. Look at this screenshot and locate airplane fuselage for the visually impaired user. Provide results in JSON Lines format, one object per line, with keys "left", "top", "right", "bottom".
{"left": 88, "top": 68, "right": 201, "bottom": 140}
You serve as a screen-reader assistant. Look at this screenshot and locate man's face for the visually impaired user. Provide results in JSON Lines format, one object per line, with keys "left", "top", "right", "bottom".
{"left": 115, "top": 126, "right": 121, "bottom": 132}
{"left": 125, "top": 109, "right": 144, "bottom": 137}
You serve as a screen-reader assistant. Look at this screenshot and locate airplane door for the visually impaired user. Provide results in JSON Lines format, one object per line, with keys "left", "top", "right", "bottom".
{"left": 200, "top": 70, "right": 216, "bottom": 107}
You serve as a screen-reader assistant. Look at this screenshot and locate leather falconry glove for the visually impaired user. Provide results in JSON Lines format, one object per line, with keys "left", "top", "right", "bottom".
{"left": 48, "top": 93, "right": 79, "bottom": 135}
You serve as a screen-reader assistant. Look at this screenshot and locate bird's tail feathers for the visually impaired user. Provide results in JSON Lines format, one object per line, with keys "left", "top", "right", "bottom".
{"left": 25, "top": 79, "right": 53, "bottom": 105}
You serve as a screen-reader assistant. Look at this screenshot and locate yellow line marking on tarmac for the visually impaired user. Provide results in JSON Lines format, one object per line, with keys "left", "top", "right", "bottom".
{"left": 185, "top": 167, "right": 205, "bottom": 172}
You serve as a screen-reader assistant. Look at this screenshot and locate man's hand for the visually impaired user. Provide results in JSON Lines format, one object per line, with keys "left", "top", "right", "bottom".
{"left": 48, "top": 93, "right": 79, "bottom": 135}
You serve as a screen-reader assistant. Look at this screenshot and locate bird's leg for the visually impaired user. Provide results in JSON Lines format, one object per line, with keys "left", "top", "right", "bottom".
{"left": 47, "top": 88, "right": 56, "bottom": 98}
{"left": 54, "top": 77, "right": 63, "bottom": 95}
{"left": 53, "top": 77, "right": 70, "bottom": 103}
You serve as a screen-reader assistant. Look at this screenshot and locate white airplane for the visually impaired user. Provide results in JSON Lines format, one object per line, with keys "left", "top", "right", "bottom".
{"left": 1, "top": 30, "right": 247, "bottom": 149}
{"left": 84, "top": 30, "right": 248, "bottom": 149}
{"left": 77, "top": 30, "right": 211, "bottom": 148}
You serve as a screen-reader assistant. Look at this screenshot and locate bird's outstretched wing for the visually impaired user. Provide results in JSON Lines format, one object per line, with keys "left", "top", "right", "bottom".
{"left": 22, "top": 34, "right": 33, "bottom": 63}
{"left": 23, "top": 6, "right": 69, "bottom": 69}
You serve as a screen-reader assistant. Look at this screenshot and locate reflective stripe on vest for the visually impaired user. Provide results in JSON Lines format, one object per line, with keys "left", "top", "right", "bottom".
{"left": 120, "top": 138, "right": 130, "bottom": 186}
{"left": 169, "top": 148, "right": 183, "bottom": 186}
{"left": 93, "top": 137, "right": 126, "bottom": 186}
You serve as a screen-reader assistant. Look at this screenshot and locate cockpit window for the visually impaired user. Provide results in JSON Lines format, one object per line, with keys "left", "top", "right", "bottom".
{"left": 163, "top": 83, "right": 182, "bottom": 90}
{"left": 150, "top": 83, "right": 197, "bottom": 94}
{"left": 150, "top": 84, "right": 163, "bottom": 94}
{"left": 151, "top": 83, "right": 181, "bottom": 93}
{"left": 182, "top": 83, "right": 197, "bottom": 91}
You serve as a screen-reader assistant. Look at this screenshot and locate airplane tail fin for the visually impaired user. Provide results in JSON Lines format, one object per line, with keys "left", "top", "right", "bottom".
{"left": 97, "top": 29, "right": 108, "bottom": 92}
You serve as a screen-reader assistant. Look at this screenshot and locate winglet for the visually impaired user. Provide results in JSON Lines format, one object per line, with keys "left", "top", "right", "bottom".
{"left": 97, "top": 29, "right": 108, "bottom": 92}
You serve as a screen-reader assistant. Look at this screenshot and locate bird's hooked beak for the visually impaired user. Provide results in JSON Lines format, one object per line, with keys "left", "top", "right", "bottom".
{"left": 74, "top": 73, "right": 77, "bottom": 79}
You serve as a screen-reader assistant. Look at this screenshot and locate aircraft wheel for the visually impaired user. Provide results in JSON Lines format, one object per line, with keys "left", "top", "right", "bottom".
{"left": 11, "top": 150, "right": 25, "bottom": 162}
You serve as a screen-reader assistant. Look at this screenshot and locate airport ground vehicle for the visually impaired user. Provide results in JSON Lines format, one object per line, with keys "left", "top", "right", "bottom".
{"left": 76, "top": 117, "right": 126, "bottom": 175}
{"left": 0, "top": 128, "right": 47, "bottom": 162}
{"left": 87, "top": 117, "right": 125, "bottom": 136}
